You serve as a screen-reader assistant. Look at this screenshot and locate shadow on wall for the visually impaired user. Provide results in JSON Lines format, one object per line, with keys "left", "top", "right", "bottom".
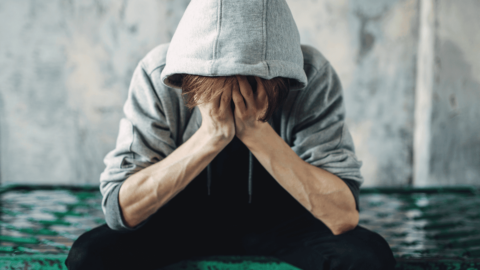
{"left": 355, "top": 10, "right": 383, "bottom": 64}
{"left": 429, "top": 39, "right": 480, "bottom": 185}
{"left": 0, "top": 91, "right": 3, "bottom": 185}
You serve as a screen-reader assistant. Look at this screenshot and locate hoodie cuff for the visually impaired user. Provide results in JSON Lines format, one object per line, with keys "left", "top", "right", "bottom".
{"left": 341, "top": 178, "right": 361, "bottom": 212}
{"left": 105, "top": 183, "right": 151, "bottom": 232}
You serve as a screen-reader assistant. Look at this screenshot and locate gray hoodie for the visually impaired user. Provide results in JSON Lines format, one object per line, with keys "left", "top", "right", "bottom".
{"left": 100, "top": 0, "right": 364, "bottom": 232}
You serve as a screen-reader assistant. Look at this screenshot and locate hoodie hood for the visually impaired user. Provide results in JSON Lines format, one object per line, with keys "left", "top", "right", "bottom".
{"left": 160, "top": 0, "right": 308, "bottom": 90}
{"left": 161, "top": 0, "right": 308, "bottom": 203}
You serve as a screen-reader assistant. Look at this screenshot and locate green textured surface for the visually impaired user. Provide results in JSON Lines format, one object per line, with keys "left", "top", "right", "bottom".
{"left": 0, "top": 255, "right": 66, "bottom": 270}
{"left": 0, "top": 185, "right": 479, "bottom": 269}
{"left": 161, "top": 256, "right": 302, "bottom": 270}
{"left": 359, "top": 187, "right": 480, "bottom": 260}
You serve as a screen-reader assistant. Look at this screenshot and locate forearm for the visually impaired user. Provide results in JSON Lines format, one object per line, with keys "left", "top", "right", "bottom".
{"left": 243, "top": 125, "right": 358, "bottom": 235}
{"left": 119, "top": 126, "right": 229, "bottom": 228}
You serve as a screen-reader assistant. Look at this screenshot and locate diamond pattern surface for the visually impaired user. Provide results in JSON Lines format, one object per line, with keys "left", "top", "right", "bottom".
{"left": 0, "top": 186, "right": 479, "bottom": 269}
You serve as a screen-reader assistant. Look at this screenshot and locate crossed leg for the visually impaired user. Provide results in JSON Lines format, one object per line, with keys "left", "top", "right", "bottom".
{"left": 242, "top": 213, "right": 397, "bottom": 270}
{"left": 67, "top": 201, "right": 395, "bottom": 270}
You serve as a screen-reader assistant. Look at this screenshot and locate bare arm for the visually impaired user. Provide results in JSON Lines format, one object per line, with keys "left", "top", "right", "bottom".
{"left": 242, "top": 124, "right": 358, "bottom": 235}
{"left": 118, "top": 127, "right": 230, "bottom": 228}
{"left": 233, "top": 75, "right": 358, "bottom": 235}
{"left": 119, "top": 79, "right": 236, "bottom": 228}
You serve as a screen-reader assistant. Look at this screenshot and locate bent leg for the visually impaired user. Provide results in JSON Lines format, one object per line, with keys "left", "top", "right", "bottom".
{"left": 66, "top": 199, "right": 225, "bottom": 269}
{"left": 65, "top": 224, "right": 141, "bottom": 270}
{"left": 65, "top": 221, "right": 212, "bottom": 270}
{"left": 243, "top": 213, "right": 396, "bottom": 270}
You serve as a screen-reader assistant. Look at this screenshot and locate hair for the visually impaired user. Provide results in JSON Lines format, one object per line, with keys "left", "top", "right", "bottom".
{"left": 180, "top": 74, "right": 291, "bottom": 122}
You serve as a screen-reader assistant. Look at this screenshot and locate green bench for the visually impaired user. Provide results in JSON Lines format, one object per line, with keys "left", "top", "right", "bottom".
{"left": 0, "top": 185, "right": 479, "bottom": 270}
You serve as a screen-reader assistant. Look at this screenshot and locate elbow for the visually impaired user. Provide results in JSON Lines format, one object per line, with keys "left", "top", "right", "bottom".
{"left": 326, "top": 210, "right": 359, "bottom": 236}
{"left": 330, "top": 220, "right": 358, "bottom": 235}
{"left": 105, "top": 206, "right": 141, "bottom": 232}
{"left": 104, "top": 184, "right": 138, "bottom": 232}
{"left": 105, "top": 209, "right": 129, "bottom": 232}
{"left": 106, "top": 219, "right": 124, "bottom": 232}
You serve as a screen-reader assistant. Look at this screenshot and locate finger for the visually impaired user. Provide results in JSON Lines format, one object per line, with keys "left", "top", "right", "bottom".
{"left": 254, "top": 76, "right": 268, "bottom": 103}
{"left": 231, "top": 79, "right": 246, "bottom": 113}
{"left": 214, "top": 80, "right": 225, "bottom": 109}
{"left": 235, "top": 75, "right": 255, "bottom": 108}
{"left": 219, "top": 84, "right": 232, "bottom": 113}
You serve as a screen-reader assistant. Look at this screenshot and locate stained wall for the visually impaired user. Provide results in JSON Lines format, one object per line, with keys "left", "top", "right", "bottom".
{"left": 0, "top": 0, "right": 478, "bottom": 186}
{"left": 427, "top": 0, "right": 480, "bottom": 185}
{"left": 0, "top": 0, "right": 190, "bottom": 185}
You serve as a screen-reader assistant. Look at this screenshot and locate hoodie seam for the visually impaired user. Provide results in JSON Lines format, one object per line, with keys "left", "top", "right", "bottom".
{"left": 325, "top": 62, "right": 344, "bottom": 151}
{"left": 334, "top": 123, "right": 346, "bottom": 151}
{"left": 129, "top": 64, "right": 152, "bottom": 165}
{"left": 289, "top": 63, "right": 320, "bottom": 120}
{"left": 148, "top": 64, "right": 166, "bottom": 77}
{"left": 129, "top": 119, "right": 135, "bottom": 168}
{"left": 262, "top": 0, "right": 268, "bottom": 73}
{"left": 144, "top": 45, "right": 321, "bottom": 78}
{"left": 211, "top": 0, "right": 223, "bottom": 74}
{"left": 288, "top": 61, "right": 329, "bottom": 143}
{"left": 306, "top": 61, "right": 328, "bottom": 76}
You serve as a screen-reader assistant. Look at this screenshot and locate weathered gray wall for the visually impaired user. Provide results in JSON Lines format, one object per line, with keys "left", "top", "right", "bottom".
{"left": 289, "top": 0, "right": 419, "bottom": 186}
{"left": 0, "top": 0, "right": 189, "bottom": 185}
{"left": 427, "top": 0, "right": 480, "bottom": 185}
{"left": 0, "top": 0, "right": 478, "bottom": 186}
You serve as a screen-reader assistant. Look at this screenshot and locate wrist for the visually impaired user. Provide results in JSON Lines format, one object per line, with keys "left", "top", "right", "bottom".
{"left": 238, "top": 122, "right": 271, "bottom": 147}
{"left": 198, "top": 125, "right": 233, "bottom": 147}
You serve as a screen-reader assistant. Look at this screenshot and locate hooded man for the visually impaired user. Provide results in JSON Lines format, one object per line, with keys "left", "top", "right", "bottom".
{"left": 66, "top": 0, "right": 396, "bottom": 269}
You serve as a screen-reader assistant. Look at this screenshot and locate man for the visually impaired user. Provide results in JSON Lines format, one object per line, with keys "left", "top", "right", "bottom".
{"left": 66, "top": 0, "right": 396, "bottom": 269}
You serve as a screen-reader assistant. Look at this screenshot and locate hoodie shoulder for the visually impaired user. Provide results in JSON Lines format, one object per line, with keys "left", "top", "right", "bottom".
{"left": 300, "top": 44, "right": 329, "bottom": 80}
{"left": 139, "top": 43, "right": 171, "bottom": 75}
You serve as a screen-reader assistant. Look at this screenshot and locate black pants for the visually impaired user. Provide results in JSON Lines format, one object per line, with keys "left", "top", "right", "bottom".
{"left": 65, "top": 209, "right": 396, "bottom": 270}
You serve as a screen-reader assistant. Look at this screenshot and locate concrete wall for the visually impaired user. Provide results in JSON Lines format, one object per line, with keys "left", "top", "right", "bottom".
{"left": 0, "top": 0, "right": 190, "bottom": 185}
{"left": 427, "top": 0, "right": 480, "bottom": 185}
{"left": 289, "top": 0, "right": 419, "bottom": 186}
{"left": 0, "top": 0, "right": 478, "bottom": 186}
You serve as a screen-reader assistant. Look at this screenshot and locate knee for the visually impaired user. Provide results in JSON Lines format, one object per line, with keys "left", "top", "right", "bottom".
{"left": 65, "top": 244, "right": 96, "bottom": 270}
{"left": 65, "top": 227, "right": 108, "bottom": 270}
{"left": 335, "top": 229, "right": 396, "bottom": 270}
{"left": 343, "top": 245, "right": 396, "bottom": 270}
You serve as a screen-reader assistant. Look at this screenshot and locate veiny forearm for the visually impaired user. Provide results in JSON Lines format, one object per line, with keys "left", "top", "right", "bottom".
{"left": 119, "top": 126, "right": 229, "bottom": 228}
{"left": 243, "top": 124, "right": 358, "bottom": 235}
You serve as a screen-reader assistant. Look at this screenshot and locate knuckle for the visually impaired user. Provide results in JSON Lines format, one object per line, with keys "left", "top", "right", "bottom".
{"left": 209, "top": 112, "right": 216, "bottom": 120}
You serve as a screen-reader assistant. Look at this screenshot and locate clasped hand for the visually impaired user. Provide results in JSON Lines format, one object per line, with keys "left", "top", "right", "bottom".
{"left": 231, "top": 75, "right": 270, "bottom": 142}
{"left": 197, "top": 75, "right": 270, "bottom": 144}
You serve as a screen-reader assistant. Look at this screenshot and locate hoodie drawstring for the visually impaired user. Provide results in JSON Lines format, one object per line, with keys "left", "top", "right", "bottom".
{"left": 207, "top": 163, "right": 212, "bottom": 195}
{"left": 248, "top": 150, "right": 253, "bottom": 203}
{"left": 206, "top": 150, "right": 254, "bottom": 203}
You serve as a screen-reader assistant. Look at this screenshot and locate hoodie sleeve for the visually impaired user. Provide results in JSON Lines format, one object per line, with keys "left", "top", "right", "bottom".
{"left": 290, "top": 62, "right": 363, "bottom": 211}
{"left": 99, "top": 61, "right": 176, "bottom": 232}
